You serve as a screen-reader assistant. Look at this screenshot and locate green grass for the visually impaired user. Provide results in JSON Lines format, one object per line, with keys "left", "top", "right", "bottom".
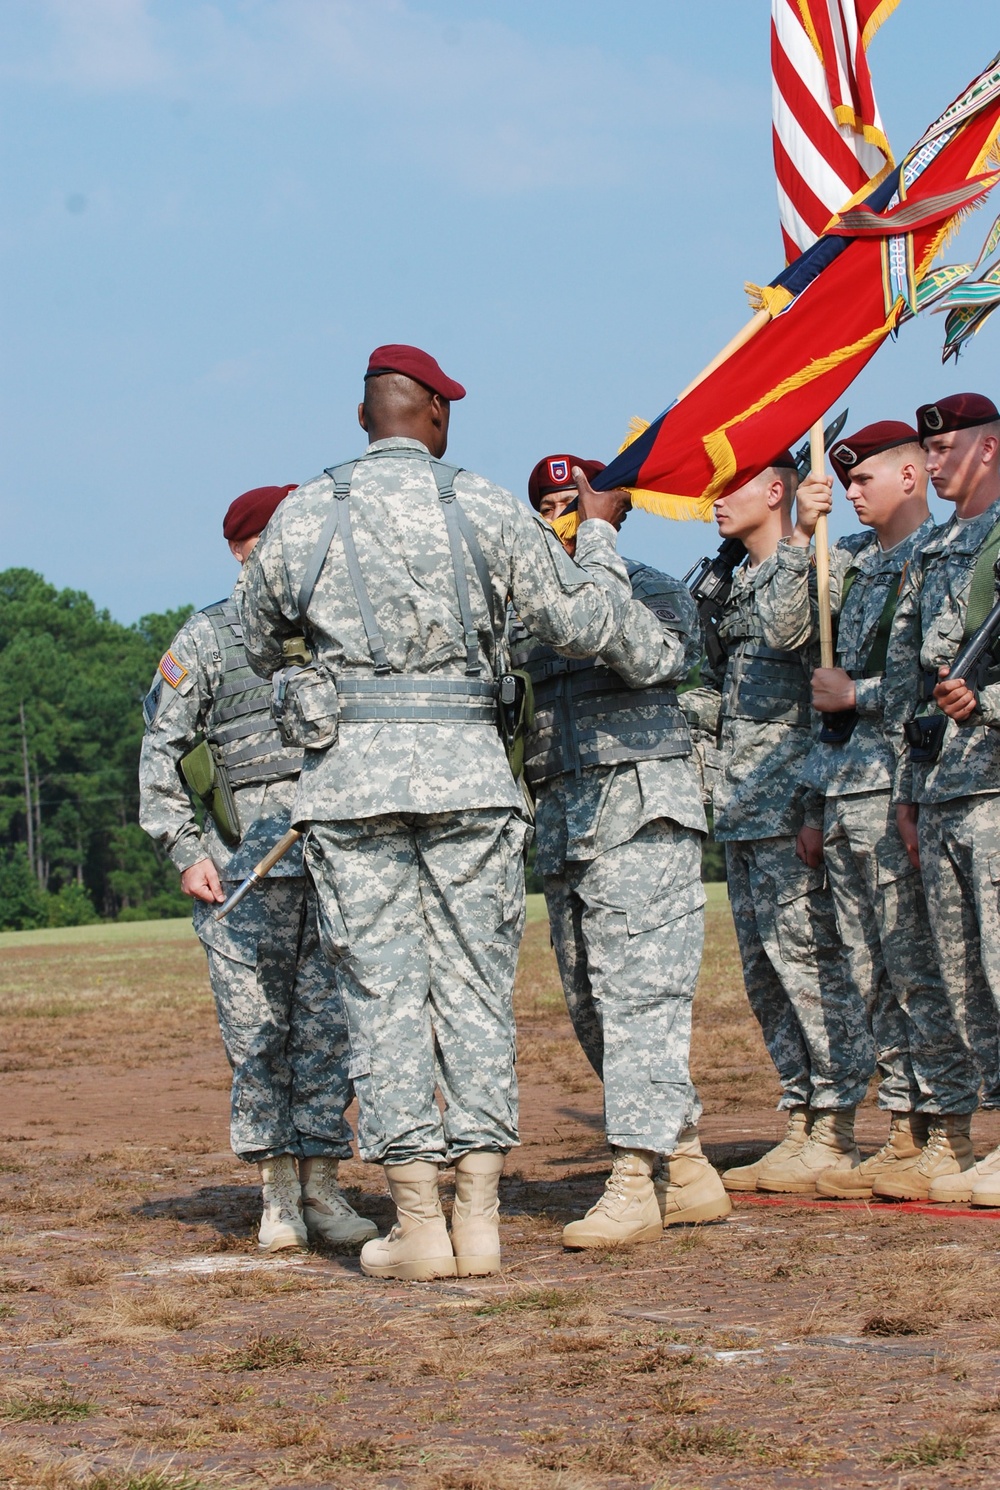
{"left": 0, "top": 1386, "right": 95, "bottom": 1422}
{"left": 0, "top": 917, "right": 194, "bottom": 949}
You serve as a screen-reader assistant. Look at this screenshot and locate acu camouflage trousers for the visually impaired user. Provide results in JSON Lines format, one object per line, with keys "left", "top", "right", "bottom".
{"left": 305, "top": 808, "right": 527, "bottom": 1165}
{"left": 543, "top": 819, "right": 704, "bottom": 1155}
{"left": 192, "top": 877, "right": 354, "bottom": 1163}
{"left": 918, "top": 795, "right": 1000, "bottom": 1109}
{"left": 823, "top": 791, "right": 978, "bottom": 1114}
{"left": 725, "top": 836, "right": 873, "bottom": 1111}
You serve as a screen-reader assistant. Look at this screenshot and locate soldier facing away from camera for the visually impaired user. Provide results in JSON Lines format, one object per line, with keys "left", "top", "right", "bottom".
{"left": 238, "top": 345, "right": 633, "bottom": 1281}
{"left": 508, "top": 454, "right": 730, "bottom": 1250}
{"left": 138, "top": 484, "right": 376, "bottom": 1253}
{"left": 708, "top": 454, "right": 874, "bottom": 1195}
{"left": 783, "top": 423, "right": 979, "bottom": 1201}
{"left": 885, "top": 392, "right": 1000, "bottom": 1207}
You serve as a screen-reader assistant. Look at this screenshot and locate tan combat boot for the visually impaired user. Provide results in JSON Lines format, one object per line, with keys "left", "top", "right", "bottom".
{"left": 300, "top": 1158, "right": 378, "bottom": 1247}
{"left": 757, "top": 1109, "right": 860, "bottom": 1196}
{"left": 816, "top": 1113, "right": 930, "bottom": 1199}
{"left": 258, "top": 1155, "right": 308, "bottom": 1253}
{"left": 451, "top": 1150, "right": 504, "bottom": 1277}
{"left": 654, "top": 1128, "right": 732, "bottom": 1225}
{"left": 721, "top": 1108, "right": 812, "bottom": 1192}
{"left": 360, "top": 1161, "right": 457, "bottom": 1281}
{"left": 928, "top": 1140, "right": 1000, "bottom": 1206}
{"left": 872, "top": 1113, "right": 974, "bottom": 1201}
{"left": 562, "top": 1149, "right": 661, "bottom": 1249}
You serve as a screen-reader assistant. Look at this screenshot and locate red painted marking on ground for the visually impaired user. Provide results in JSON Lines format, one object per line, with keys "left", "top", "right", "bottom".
{"left": 732, "top": 1193, "right": 1000, "bottom": 1220}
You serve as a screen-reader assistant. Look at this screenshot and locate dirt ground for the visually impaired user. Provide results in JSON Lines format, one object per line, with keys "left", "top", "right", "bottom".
{"left": 2, "top": 888, "right": 1000, "bottom": 1490}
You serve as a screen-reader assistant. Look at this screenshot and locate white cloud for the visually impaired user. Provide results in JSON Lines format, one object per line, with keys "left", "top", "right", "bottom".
{"left": 31, "top": 0, "right": 168, "bottom": 88}
{"left": 6, "top": 0, "right": 761, "bottom": 195}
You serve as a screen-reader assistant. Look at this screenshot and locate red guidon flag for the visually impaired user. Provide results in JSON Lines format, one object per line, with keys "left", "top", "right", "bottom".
{"left": 773, "top": 0, "right": 898, "bottom": 261}
{"left": 592, "top": 54, "right": 1000, "bottom": 517}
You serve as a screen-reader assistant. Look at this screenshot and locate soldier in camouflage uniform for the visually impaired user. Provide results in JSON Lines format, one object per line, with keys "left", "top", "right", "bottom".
{"left": 508, "top": 455, "right": 730, "bottom": 1250}
{"left": 139, "top": 484, "right": 376, "bottom": 1254}
{"left": 782, "top": 424, "right": 980, "bottom": 1201}
{"left": 885, "top": 392, "right": 1000, "bottom": 1207}
{"left": 238, "top": 345, "right": 633, "bottom": 1281}
{"left": 709, "top": 454, "right": 874, "bottom": 1196}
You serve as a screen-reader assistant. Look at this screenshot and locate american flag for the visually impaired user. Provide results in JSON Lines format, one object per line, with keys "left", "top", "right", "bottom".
{"left": 772, "top": 0, "right": 899, "bottom": 262}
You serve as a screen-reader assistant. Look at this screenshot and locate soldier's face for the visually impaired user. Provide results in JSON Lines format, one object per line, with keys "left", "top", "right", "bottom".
{"left": 538, "top": 489, "right": 575, "bottom": 522}
{"left": 923, "top": 428, "right": 984, "bottom": 503}
{"left": 845, "top": 454, "right": 900, "bottom": 528}
{"left": 713, "top": 474, "right": 772, "bottom": 539}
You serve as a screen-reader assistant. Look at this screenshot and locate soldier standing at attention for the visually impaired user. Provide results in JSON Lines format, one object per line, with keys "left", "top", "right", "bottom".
{"left": 710, "top": 456, "right": 874, "bottom": 1195}
{"left": 139, "top": 485, "right": 377, "bottom": 1253}
{"left": 509, "top": 455, "right": 730, "bottom": 1249}
{"left": 886, "top": 392, "right": 1000, "bottom": 1207}
{"left": 239, "top": 346, "right": 632, "bottom": 1281}
{"left": 782, "top": 424, "right": 979, "bottom": 1200}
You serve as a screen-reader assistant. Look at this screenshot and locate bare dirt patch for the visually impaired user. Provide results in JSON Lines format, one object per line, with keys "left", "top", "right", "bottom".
{"left": 2, "top": 891, "right": 1000, "bottom": 1488}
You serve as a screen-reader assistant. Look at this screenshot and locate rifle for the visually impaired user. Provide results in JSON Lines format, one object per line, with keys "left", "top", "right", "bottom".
{"left": 684, "top": 537, "right": 748, "bottom": 673}
{"left": 904, "top": 556, "right": 1000, "bottom": 764}
{"left": 214, "top": 828, "right": 302, "bottom": 921}
{"left": 685, "top": 411, "right": 849, "bottom": 674}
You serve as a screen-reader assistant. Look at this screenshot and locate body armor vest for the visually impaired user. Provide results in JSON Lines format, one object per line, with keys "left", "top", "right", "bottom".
{"left": 719, "top": 596, "right": 812, "bottom": 728}
{"left": 203, "top": 598, "right": 304, "bottom": 788}
{"left": 513, "top": 559, "right": 692, "bottom": 786}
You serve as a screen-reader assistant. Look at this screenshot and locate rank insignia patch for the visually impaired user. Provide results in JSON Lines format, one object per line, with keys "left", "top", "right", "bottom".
{"left": 159, "top": 650, "right": 188, "bottom": 688}
{"left": 547, "top": 457, "right": 570, "bottom": 485}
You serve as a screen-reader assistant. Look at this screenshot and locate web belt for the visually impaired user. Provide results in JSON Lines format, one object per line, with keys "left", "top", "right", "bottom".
{"left": 336, "top": 676, "right": 497, "bottom": 724}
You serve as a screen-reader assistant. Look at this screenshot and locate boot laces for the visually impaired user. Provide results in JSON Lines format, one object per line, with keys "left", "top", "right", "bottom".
{"left": 307, "top": 1181, "right": 359, "bottom": 1219}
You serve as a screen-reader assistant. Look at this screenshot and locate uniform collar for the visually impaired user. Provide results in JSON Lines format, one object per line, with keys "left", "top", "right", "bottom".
{"left": 924, "top": 494, "right": 1000, "bottom": 555}
{"left": 365, "top": 436, "right": 433, "bottom": 454}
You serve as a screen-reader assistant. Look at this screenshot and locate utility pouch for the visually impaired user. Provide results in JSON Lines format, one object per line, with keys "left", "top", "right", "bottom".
{"left": 179, "top": 739, "right": 242, "bottom": 847}
{"left": 497, "top": 670, "right": 535, "bottom": 779}
{"left": 819, "top": 709, "right": 859, "bottom": 745}
{"left": 904, "top": 714, "right": 947, "bottom": 764}
{"left": 272, "top": 661, "right": 340, "bottom": 750}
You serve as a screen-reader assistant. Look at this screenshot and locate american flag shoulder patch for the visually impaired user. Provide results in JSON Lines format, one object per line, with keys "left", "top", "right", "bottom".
{"left": 159, "top": 650, "right": 188, "bottom": 688}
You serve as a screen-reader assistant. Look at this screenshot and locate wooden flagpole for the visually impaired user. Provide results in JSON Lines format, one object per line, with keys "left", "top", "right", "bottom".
{"left": 810, "top": 420, "right": 835, "bottom": 667}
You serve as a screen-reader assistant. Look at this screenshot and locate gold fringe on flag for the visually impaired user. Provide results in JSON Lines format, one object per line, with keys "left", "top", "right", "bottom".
{"left": 744, "top": 282, "right": 795, "bottom": 315}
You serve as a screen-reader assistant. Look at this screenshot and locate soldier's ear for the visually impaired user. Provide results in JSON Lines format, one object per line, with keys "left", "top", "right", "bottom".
{"left": 358, "top": 402, "right": 369, "bottom": 432}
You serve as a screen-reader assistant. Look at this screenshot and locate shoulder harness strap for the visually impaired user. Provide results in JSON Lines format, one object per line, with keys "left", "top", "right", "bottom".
{"left": 428, "top": 459, "right": 500, "bottom": 677}
{"left": 963, "top": 514, "right": 1000, "bottom": 642}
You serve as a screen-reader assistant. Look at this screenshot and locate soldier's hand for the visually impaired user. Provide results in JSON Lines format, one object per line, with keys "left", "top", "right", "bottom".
{"left": 575, "top": 468, "right": 631, "bottom": 531}
{"left": 795, "top": 824, "right": 824, "bottom": 868}
{"left": 790, "top": 474, "right": 833, "bottom": 548}
{"left": 896, "top": 802, "right": 920, "bottom": 871}
{"left": 812, "top": 666, "right": 856, "bottom": 712}
{"left": 934, "top": 668, "right": 978, "bottom": 722}
{"left": 181, "top": 857, "right": 225, "bottom": 904}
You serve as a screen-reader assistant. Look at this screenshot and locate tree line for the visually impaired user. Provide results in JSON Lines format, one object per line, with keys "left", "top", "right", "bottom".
{"left": 0, "top": 566, "right": 726, "bottom": 932}
{"left": 0, "top": 568, "right": 193, "bottom": 930}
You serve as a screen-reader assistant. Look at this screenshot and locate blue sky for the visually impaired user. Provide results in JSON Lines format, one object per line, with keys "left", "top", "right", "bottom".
{"left": 2, "top": 1, "right": 998, "bottom": 622}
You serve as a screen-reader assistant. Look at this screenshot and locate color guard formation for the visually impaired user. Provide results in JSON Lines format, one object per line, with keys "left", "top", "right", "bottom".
{"left": 138, "top": 345, "right": 1000, "bottom": 1279}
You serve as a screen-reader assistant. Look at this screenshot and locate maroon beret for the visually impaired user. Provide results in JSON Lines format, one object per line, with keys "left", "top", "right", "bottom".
{"left": 223, "top": 484, "right": 297, "bottom": 543}
{"left": 528, "top": 454, "right": 607, "bottom": 511}
{"left": 365, "top": 344, "right": 465, "bottom": 401}
{"left": 770, "top": 449, "right": 798, "bottom": 472}
{"left": 830, "top": 421, "right": 920, "bottom": 488}
{"left": 917, "top": 392, "right": 1000, "bottom": 442}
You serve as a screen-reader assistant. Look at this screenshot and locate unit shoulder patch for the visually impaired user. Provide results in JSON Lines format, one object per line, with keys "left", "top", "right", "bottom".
{"left": 159, "top": 650, "right": 189, "bottom": 688}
